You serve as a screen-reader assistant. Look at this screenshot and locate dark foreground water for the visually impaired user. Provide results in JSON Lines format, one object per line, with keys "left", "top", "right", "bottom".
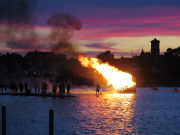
{"left": 0, "top": 87, "right": 180, "bottom": 135}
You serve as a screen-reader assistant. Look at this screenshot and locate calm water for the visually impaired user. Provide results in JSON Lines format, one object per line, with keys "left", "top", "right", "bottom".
{"left": 0, "top": 87, "right": 180, "bottom": 135}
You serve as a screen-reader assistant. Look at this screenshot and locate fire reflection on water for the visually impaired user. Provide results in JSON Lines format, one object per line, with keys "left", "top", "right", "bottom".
{"left": 76, "top": 93, "right": 137, "bottom": 134}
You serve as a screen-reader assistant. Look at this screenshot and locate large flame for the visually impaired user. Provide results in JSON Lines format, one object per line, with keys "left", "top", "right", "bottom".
{"left": 78, "top": 55, "right": 136, "bottom": 90}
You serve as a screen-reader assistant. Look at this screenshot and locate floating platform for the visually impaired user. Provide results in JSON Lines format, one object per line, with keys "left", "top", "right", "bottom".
{"left": 0, "top": 92, "right": 75, "bottom": 97}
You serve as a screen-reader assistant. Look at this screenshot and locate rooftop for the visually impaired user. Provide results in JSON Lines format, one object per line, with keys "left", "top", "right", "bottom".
{"left": 151, "top": 38, "right": 160, "bottom": 42}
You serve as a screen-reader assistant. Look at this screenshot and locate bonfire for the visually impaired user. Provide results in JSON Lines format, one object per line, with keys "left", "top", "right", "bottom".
{"left": 78, "top": 55, "right": 136, "bottom": 92}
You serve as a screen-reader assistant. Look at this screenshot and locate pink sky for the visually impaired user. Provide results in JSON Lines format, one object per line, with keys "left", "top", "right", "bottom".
{"left": 1, "top": 1, "right": 180, "bottom": 58}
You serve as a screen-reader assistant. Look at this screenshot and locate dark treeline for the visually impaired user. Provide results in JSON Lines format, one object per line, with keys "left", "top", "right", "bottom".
{"left": 0, "top": 50, "right": 106, "bottom": 87}
{"left": 1, "top": 47, "right": 180, "bottom": 87}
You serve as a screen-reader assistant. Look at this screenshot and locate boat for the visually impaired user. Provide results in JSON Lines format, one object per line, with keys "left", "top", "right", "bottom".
{"left": 173, "top": 90, "right": 180, "bottom": 92}
{"left": 162, "top": 90, "right": 175, "bottom": 91}
{"left": 144, "top": 89, "right": 158, "bottom": 91}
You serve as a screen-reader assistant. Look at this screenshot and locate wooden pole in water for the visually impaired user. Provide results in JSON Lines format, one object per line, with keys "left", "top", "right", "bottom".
{"left": 2, "top": 106, "right": 6, "bottom": 135}
{"left": 49, "top": 110, "right": 54, "bottom": 135}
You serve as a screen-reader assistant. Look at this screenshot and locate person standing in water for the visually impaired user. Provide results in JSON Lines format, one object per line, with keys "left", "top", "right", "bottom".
{"left": 96, "top": 84, "right": 100, "bottom": 95}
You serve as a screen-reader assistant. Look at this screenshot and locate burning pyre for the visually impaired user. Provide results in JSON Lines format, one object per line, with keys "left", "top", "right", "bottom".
{"left": 78, "top": 55, "right": 136, "bottom": 91}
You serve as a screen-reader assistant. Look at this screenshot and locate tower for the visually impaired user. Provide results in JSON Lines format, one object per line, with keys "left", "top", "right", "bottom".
{"left": 150, "top": 38, "right": 160, "bottom": 57}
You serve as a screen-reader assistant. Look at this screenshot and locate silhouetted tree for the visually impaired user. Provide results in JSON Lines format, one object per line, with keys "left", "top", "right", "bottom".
{"left": 97, "top": 50, "right": 114, "bottom": 62}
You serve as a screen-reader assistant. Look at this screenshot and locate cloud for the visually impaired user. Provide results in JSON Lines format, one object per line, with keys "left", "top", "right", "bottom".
{"left": 72, "top": 7, "right": 180, "bottom": 41}
{"left": 0, "top": 10, "right": 83, "bottom": 56}
{"left": 84, "top": 43, "right": 120, "bottom": 51}
{"left": 0, "top": 24, "right": 52, "bottom": 51}
{"left": 6, "top": 41, "right": 50, "bottom": 51}
{"left": 1, "top": 0, "right": 180, "bottom": 56}
{"left": 83, "top": 50, "right": 137, "bottom": 58}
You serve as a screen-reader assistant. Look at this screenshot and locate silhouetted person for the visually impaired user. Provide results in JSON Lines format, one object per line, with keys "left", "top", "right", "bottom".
{"left": 15, "top": 83, "right": 18, "bottom": 93}
{"left": 38, "top": 83, "right": 40, "bottom": 93}
{"left": 10, "top": 83, "right": 13, "bottom": 93}
{"left": 35, "top": 84, "right": 37, "bottom": 93}
{"left": 12, "top": 82, "right": 16, "bottom": 93}
{"left": 59, "top": 83, "right": 62, "bottom": 96}
{"left": 42, "top": 82, "right": 45, "bottom": 94}
{"left": 1, "top": 83, "right": 4, "bottom": 92}
{"left": 175, "top": 86, "right": 177, "bottom": 90}
{"left": 153, "top": 86, "right": 157, "bottom": 90}
{"left": 53, "top": 82, "right": 58, "bottom": 95}
{"left": 62, "top": 83, "right": 65, "bottom": 96}
{"left": 96, "top": 84, "right": 100, "bottom": 95}
{"left": 67, "top": 84, "right": 70, "bottom": 95}
{"left": 19, "top": 81, "right": 23, "bottom": 93}
{"left": 24, "top": 82, "right": 27, "bottom": 93}
{"left": 44, "top": 82, "right": 48, "bottom": 94}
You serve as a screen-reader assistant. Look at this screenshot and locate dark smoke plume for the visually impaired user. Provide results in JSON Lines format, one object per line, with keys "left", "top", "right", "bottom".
{"left": 47, "top": 12, "right": 82, "bottom": 56}
{"left": 0, "top": 0, "right": 36, "bottom": 25}
{"left": 0, "top": 0, "right": 37, "bottom": 50}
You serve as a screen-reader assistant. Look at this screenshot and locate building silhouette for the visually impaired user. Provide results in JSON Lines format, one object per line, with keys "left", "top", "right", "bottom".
{"left": 151, "top": 38, "right": 160, "bottom": 60}
{"left": 24, "top": 50, "right": 62, "bottom": 77}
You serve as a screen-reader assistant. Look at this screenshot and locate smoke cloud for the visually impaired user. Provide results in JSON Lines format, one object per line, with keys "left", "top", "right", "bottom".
{"left": 0, "top": 0, "right": 36, "bottom": 25}
{"left": 0, "top": 2, "right": 83, "bottom": 54}
{"left": 0, "top": 1, "right": 109, "bottom": 90}
{"left": 47, "top": 12, "right": 82, "bottom": 56}
{"left": 0, "top": 0, "right": 37, "bottom": 50}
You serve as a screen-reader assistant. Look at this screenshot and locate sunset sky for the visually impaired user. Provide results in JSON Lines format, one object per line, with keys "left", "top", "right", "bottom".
{"left": 1, "top": 0, "right": 180, "bottom": 58}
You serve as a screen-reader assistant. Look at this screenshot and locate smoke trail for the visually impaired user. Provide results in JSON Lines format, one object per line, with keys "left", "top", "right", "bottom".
{"left": 47, "top": 12, "right": 82, "bottom": 56}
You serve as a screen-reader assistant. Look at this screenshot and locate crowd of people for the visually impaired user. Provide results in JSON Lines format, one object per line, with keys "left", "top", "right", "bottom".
{"left": 0, "top": 81, "right": 102, "bottom": 96}
{"left": 0, "top": 82, "right": 71, "bottom": 96}
{"left": 52, "top": 82, "right": 70, "bottom": 96}
{"left": 0, "top": 82, "right": 25, "bottom": 93}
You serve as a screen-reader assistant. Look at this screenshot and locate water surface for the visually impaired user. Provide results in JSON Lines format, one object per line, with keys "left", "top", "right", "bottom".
{"left": 0, "top": 87, "right": 180, "bottom": 134}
